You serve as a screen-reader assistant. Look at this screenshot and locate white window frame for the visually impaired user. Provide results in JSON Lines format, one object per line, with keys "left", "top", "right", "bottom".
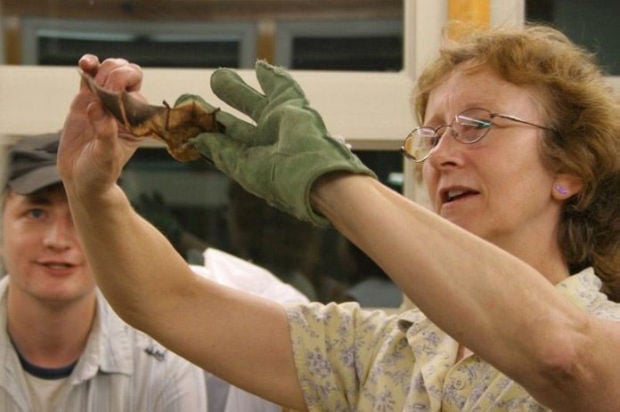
{"left": 0, "top": 0, "right": 617, "bottom": 201}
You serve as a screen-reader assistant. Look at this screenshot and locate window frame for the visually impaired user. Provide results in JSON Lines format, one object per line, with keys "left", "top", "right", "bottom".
{"left": 0, "top": 0, "right": 618, "bottom": 201}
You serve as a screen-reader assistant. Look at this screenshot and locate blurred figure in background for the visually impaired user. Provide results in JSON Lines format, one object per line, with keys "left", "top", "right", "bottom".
{"left": 339, "top": 237, "right": 402, "bottom": 308}
{"left": 227, "top": 181, "right": 350, "bottom": 303}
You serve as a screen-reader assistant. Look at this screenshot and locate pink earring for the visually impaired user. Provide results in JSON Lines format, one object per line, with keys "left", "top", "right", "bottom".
{"left": 554, "top": 184, "right": 569, "bottom": 196}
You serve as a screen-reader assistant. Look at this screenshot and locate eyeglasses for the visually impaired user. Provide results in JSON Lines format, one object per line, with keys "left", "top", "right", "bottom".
{"left": 401, "top": 107, "right": 558, "bottom": 162}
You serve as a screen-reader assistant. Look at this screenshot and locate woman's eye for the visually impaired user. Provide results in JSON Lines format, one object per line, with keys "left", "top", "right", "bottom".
{"left": 473, "top": 121, "right": 491, "bottom": 129}
{"left": 461, "top": 123, "right": 483, "bottom": 132}
{"left": 464, "top": 119, "right": 491, "bottom": 129}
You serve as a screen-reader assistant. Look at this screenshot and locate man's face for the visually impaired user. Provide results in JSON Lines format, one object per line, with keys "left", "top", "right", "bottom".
{"left": 1, "top": 184, "right": 95, "bottom": 306}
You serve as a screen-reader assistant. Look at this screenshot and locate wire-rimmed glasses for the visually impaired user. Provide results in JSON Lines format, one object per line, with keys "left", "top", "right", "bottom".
{"left": 401, "top": 108, "right": 558, "bottom": 162}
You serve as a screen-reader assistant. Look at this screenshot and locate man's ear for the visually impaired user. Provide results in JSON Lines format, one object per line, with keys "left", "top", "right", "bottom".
{"left": 552, "top": 174, "right": 583, "bottom": 200}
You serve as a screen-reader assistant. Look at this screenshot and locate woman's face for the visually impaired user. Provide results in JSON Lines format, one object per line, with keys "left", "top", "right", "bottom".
{"left": 422, "top": 65, "right": 562, "bottom": 249}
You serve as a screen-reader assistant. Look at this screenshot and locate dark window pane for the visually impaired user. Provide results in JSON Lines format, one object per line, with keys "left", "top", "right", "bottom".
{"left": 292, "top": 36, "right": 402, "bottom": 71}
{"left": 526, "top": 0, "right": 620, "bottom": 75}
{"left": 38, "top": 37, "right": 240, "bottom": 68}
{"left": 20, "top": 19, "right": 255, "bottom": 68}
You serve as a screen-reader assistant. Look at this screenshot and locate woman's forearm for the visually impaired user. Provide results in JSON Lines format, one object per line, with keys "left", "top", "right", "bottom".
{"left": 59, "top": 55, "right": 307, "bottom": 409}
{"left": 311, "top": 174, "right": 592, "bottom": 389}
{"left": 66, "top": 184, "right": 192, "bottom": 324}
{"left": 65, "top": 184, "right": 306, "bottom": 409}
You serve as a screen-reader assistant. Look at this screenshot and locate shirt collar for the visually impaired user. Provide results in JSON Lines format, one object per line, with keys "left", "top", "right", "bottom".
{"left": 71, "top": 289, "right": 134, "bottom": 383}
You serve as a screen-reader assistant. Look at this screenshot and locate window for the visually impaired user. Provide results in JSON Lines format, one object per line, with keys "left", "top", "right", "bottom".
{"left": 275, "top": 19, "right": 403, "bottom": 71}
{"left": 1, "top": 1, "right": 409, "bottom": 307}
{"left": 21, "top": 18, "right": 257, "bottom": 68}
{"left": 526, "top": 0, "right": 620, "bottom": 75}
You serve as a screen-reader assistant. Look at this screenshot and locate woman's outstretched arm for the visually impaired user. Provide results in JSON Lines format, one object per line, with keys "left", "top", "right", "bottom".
{"left": 312, "top": 173, "right": 620, "bottom": 411}
{"left": 58, "top": 55, "right": 306, "bottom": 410}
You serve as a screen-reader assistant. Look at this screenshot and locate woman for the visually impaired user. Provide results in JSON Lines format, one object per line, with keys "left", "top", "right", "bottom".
{"left": 58, "top": 24, "right": 620, "bottom": 411}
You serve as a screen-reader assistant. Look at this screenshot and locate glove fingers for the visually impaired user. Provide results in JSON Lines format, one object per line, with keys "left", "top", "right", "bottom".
{"left": 190, "top": 132, "right": 227, "bottom": 162}
{"left": 255, "top": 61, "right": 306, "bottom": 102}
{"left": 173, "top": 93, "right": 258, "bottom": 144}
{"left": 190, "top": 132, "right": 256, "bottom": 179}
{"left": 191, "top": 129, "right": 262, "bottom": 163}
{"left": 214, "top": 110, "right": 257, "bottom": 142}
{"left": 211, "top": 68, "right": 267, "bottom": 122}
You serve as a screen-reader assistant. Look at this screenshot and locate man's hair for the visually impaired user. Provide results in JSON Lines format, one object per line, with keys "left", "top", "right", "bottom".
{"left": 5, "top": 133, "right": 62, "bottom": 196}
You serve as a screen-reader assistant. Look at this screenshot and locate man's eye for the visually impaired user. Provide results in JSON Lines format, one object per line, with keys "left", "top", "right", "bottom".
{"left": 27, "top": 209, "right": 45, "bottom": 219}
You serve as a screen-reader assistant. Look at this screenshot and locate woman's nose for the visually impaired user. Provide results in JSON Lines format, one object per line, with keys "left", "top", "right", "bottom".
{"left": 427, "top": 127, "right": 463, "bottom": 167}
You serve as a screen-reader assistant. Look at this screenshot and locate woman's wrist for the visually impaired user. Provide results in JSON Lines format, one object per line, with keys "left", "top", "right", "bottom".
{"left": 310, "top": 172, "right": 376, "bottom": 221}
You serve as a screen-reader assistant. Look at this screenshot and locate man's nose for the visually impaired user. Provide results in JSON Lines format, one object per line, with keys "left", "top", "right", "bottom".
{"left": 43, "top": 217, "right": 73, "bottom": 250}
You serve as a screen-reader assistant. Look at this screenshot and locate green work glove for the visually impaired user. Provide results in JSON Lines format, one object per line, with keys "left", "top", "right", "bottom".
{"left": 182, "top": 61, "right": 376, "bottom": 226}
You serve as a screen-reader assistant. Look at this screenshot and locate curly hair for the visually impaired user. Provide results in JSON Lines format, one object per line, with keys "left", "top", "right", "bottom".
{"left": 413, "top": 24, "right": 620, "bottom": 300}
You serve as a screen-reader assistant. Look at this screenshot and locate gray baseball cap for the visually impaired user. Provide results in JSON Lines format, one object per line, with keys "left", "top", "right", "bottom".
{"left": 6, "top": 133, "right": 62, "bottom": 195}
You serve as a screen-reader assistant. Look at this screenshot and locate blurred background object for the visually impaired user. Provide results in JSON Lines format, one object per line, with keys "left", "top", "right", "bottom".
{"left": 2, "top": 0, "right": 618, "bottom": 306}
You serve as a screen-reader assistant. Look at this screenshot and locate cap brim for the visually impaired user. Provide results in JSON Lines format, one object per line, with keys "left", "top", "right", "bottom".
{"left": 8, "top": 165, "right": 62, "bottom": 195}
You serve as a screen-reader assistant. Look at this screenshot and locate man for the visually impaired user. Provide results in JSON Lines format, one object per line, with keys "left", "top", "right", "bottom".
{"left": 0, "top": 133, "right": 207, "bottom": 411}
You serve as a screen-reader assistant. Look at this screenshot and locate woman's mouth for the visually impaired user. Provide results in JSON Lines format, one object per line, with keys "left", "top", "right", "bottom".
{"left": 441, "top": 187, "right": 480, "bottom": 204}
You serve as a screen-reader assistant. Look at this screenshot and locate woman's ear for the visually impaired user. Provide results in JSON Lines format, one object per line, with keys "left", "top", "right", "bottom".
{"left": 552, "top": 174, "right": 583, "bottom": 200}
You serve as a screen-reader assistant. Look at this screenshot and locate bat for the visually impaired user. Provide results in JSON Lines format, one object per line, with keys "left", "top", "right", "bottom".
{"left": 80, "top": 70, "right": 223, "bottom": 162}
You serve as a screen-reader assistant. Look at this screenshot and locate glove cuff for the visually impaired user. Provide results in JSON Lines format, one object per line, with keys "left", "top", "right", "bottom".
{"left": 302, "top": 161, "right": 377, "bottom": 227}
{"left": 269, "top": 139, "right": 377, "bottom": 227}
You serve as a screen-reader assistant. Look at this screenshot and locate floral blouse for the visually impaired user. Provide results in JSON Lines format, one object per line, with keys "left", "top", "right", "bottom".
{"left": 286, "top": 268, "right": 620, "bottom": 411}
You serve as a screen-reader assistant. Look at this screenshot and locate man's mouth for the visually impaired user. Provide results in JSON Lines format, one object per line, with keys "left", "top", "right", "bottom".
{"left": 37, "top": 261, "right": 76, "bottom": 271}
{"left": 42, "top": 262, "right": 73, "bottom": 269}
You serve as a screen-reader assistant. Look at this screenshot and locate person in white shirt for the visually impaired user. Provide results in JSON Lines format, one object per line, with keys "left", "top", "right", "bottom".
{"left": 0, "top": 134, "right": 207, "bottom": 411}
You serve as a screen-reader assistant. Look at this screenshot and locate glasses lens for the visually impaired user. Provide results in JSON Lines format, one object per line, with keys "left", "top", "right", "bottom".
{"left": 404, "top": 128, "right": 438, "bottom": 161}
{"left": 454, "top": 108, "right": 492, "bottom": 143}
